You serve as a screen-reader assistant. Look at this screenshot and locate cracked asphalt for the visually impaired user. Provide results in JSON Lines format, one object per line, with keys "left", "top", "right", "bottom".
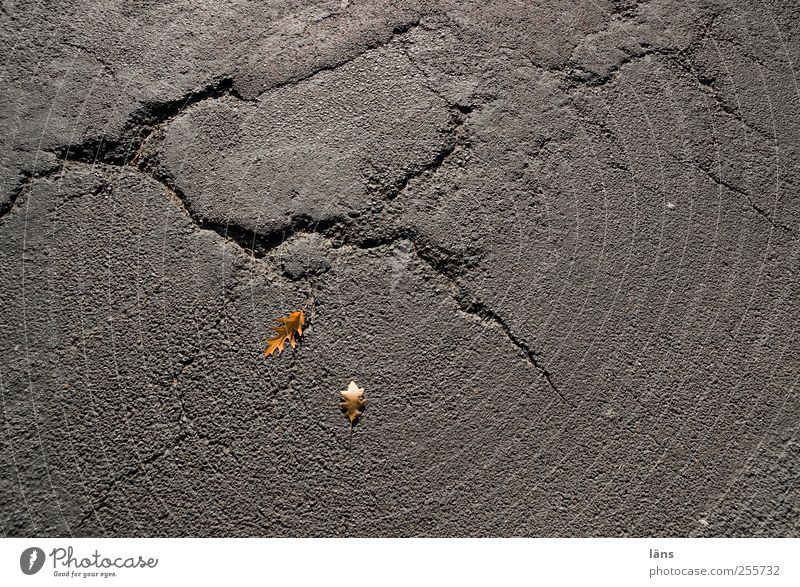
{"left": 1, "top": 0, "right": 798, "bottom": 537}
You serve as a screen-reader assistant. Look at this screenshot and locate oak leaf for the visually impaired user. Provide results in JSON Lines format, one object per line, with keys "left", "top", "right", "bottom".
{"left": 340, "top": 381, "right": 367, "bottom": 429}
{"left": 263, "top": 310, "right": 305, "bottom": 357}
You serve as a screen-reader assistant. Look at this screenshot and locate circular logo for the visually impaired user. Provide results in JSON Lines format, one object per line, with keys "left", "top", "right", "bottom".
{"left": 20, "top": 547, "right": 45, "bottom": 575}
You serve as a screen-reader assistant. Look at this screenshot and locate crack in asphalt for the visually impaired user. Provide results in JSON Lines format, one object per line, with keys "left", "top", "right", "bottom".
{"left": 668, "top": 153, "right": 796, "bottom": 238}
{"left": 0, "top": 171, "right": 32, "bottom": 224}
{"left": 261, "top": 17, "right": 423, "bottom": 95}
{"left": 0, "top": 165, "right": 62, "bottom": 224}
{"left": 53, "top": 76, "right": 247, "bottom": 168}
{"left": 5, "top": 72, "right": 572, "bottom": 472}
{"left": 384, "top": 104, "right": 473, "bottom": 200}
{"left": 560, "top": 30, "right": 795, "bottom": 240}
{"left": 566, "top": 45, "right": 682, "bottom": 88}
{"left": 61, "top": 40, "right": 118, "bottom": 79}
{"left": 2, "top": 0, "right": 797, "bottom": 539}
{"left": 75, "top": 447, "right": 169, "bottom": 531}
{"left": 563, "top": 10, "right": 779, "bottom": 148}
{"left": 449, "top": 291, "right": 572, "bottom": 406}
{"left": 611, "top": 0, "right": 649, "bottom": 18}
{"left": 679, "top": 64, "right": 777, "bottom": 142}
{"left": 7, "top": 4, "right": 782, "bottom": 424}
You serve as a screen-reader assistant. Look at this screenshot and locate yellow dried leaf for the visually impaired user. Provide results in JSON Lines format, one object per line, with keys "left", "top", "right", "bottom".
{"left": 340, "top": 381, "right": 366, "bottom": 429}
{"left": 263, "top": 310, "right": 305, "bottom": 357}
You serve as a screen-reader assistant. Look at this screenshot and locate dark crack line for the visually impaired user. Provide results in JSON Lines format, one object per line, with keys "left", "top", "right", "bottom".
{"left": 0, "top": 171, "right": 31, "bottom": 223}
{"left": 565, "top": 97, "right": 626, "bottom": 158}
{"left": 610, "top": 0, "right": 650, "bottom": 19}
{"left": 565, "top": 30, "right": 776, "bottom": 145}
{"left": 385, "top": 104, "right": 472, "bottom": 200}
{"left": 262, "top": 17, "right": 422, "bottom": 94}
{"left": 332, "top": 226, "right": 569, "bottom": 406}
{"left": 446, "top": 289, "right": 572, "bottom": 407}
{"left": 42, "top": 88, "right": 475, "bottom": 260}
{"left": 0, "top": 164, "right": 64, "bottom": 223}
{"left": 153, "top": 173, "right": 346, "bottom": 259}
{"left": 398, "top": 37, "right": 471, "bottom": 109}
{"left": 669, "top": 153, "right": 796, "bottom": 237}
{"left": 687, "top": 76, "right": 775, "bottom": 144}
{"left": 62, "top": 40, "right": 117, "bottom": 79}
{"left": 67, "top": 156, "right": 567, "bottom": 406}
{"left": 567, "top": 45, "right": 681, "bottom": 88}
{"left": 55, "top": 76, "right": 247, "bottom": 169}
{"left": 13, "top": 73, "right": 566, "bottom": 409}
{"left": 75, "top": 446, "right": 172, "bottom": 531}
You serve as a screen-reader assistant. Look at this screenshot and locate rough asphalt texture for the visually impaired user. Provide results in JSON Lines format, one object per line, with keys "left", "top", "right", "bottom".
{"left": 1, "top": 0, "right": 798, "bottom": 537}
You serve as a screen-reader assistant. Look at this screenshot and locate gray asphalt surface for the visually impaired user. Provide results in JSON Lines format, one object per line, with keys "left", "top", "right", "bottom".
{"left": 1, "top": 0, "right": 798, "bottom": 537}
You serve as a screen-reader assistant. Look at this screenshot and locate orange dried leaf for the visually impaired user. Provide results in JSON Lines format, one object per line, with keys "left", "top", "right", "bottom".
{"left": 263, "top": 310, "right": 305, "bottom": 357}
{"left": 340, "top": 381, "right": 367, "bottom": 429}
